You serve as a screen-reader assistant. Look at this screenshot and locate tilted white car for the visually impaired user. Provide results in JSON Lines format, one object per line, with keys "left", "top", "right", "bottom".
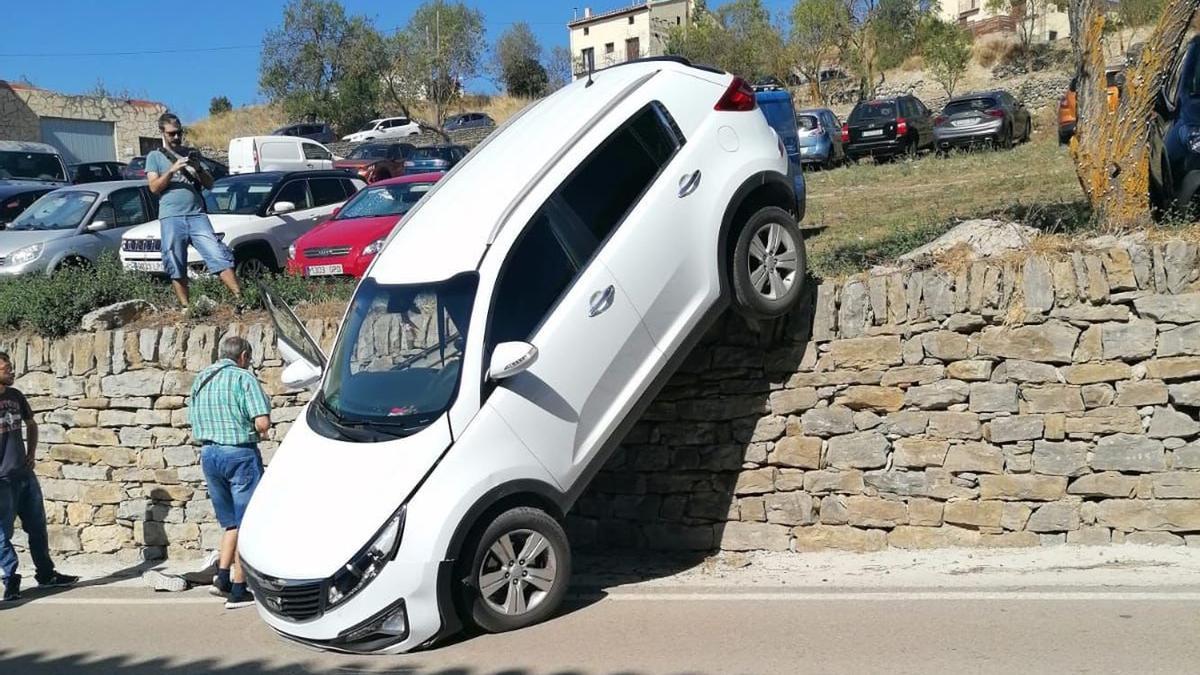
{"left": 342, "top": 117, "right": 422, "bottom": 143}
{"left": 120, "top": 171, "right": 363, "bottom": 276}
{"left": 247, "top": 56, "right": 807, "bottom": 654}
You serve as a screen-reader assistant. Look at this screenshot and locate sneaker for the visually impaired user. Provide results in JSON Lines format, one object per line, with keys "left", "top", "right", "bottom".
{"left": 3, "top": 575, "right": 20, "bottom": 601}
{"left": 225, "top": 591, "right": 255, "bottom": 610}
{"left": 142, "top": 569, "right": 188, "bottom": 593}
{"left": 37, "top": 572, "right": 78, "bottom": 588}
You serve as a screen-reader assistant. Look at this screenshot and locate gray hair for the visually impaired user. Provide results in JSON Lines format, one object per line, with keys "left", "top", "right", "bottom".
{"left": 220, "top": 336, "right": 252, "bottom": 362}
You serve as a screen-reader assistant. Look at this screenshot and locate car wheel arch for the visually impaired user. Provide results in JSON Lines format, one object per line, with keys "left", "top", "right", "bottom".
{"left": 232, "top": 238, "right": 281, "bottom": 271}
{"left": 717, "top": 171, "right": 799, "bottom": 299}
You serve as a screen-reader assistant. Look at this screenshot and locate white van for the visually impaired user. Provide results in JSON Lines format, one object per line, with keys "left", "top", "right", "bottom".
{"left": 246, "top": 57, "right": 807, "bottom": 654}
{"left": 229, "top": 136, "right": 335, "bottom": 174}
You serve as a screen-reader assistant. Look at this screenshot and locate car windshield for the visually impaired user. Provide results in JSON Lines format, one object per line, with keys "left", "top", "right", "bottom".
{"left": 944, "top": 97, "right": 998, "bottom": 115}
{"left": 337, "top": 182, "right": 434, "bottom": 219}
{"left": 347, "top": 145, "right": 390, "bottom": 160}
{"left": 315, "top": 274, "right": 477, "bottom": 439}
{"left": 204, "top": 175, "right": 278, "bottom": 214}
{"left": 358, "top": 121, "right": 382, "bottom": 132}
{"left": 129, "top": 157, "right": 146, "bottom": 169}
{"left": 0, "top": 151, "right": 66, "bottom": 182}
{"left": 409, "top": 147, "right": 453, "bottom": 161}
{"left": 849, "top": 102, "right": 897, "bottom": 123}
{"left": 758, "top": 99, "right": 797, "bottom": 135}
{"left": 798, "top": 114, "right": 819, "bottom": 130}
{"left": 8, "top": 191, "right": 95, "bottom": 230}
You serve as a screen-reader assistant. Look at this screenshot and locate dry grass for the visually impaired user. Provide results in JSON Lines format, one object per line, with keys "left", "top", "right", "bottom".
{"left": 974, "top": 37, "right": 1018, "bottom": 69}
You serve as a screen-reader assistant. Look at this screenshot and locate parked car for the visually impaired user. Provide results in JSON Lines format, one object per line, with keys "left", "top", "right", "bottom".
{"left": 246, "top": 58, "right": 807, "bottom": 654}
{"left": 403, "top": 144, "right": 468, "bottom": 174}
{"left": 342, "top": 117, "right": 422, "bottom": 143}
{"left": 443, "top": 112, "right": 495, "bottom": 131}
{"left": 933, "top": 90, "right": 1032, "bottom": 151}
{"left": 287, "top": 172, "right": 444, "bottom": 278}
{"left": 0, "top": 181, "right": 156, "bottom": 275}
{"left": 123, "top": 156, "right": 148, "bottom": 180}
{"left": 842, "top": 95, "right": 935, "bottom": 162}
{"left": 753, "top": 85, "right": 806, "bottom": 215}
{"left": 334, "top": 142, "right": 415, "bottom": 183}
{"left": 70, "top": 161, "right": 128, "bottom": 184}
{"left": 228, "top": 136, "right": 335, "bottom": 175}
{"left": 121, "top": 170, "right": 363, "bottom": 277}
{"left": 272, "top": 122, "right": 337, "bottom": 144}
{"left": 796, "top": 107, "right": 845, "bottom": 169}
{"left": 1059, "top": 66, "right": 1124, "bottom": 145}
{"left": 1150, "top": 35, "right": 1200, "bottom": 215}
{"left": 0, "top": 182, "right": 57, "bottom": 230}
{"left": 0, "top": 140, "right": 70, "bottom": 186}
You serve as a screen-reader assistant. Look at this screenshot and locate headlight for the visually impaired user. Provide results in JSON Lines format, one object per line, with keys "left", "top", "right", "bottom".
{"left": 7, "top": 243, "right": 44, "bottom": 266}
{"left": 1185, "top": 126, "right": 1200, "bottom": 154}
{"left": 362, "top": 238, "right": 386, "bottom": 256}
{"left": 327, "top": 507, "right": 405, "bottom": 608}
{"left": 287, "top": 243, "right": 296, "bottom": 260}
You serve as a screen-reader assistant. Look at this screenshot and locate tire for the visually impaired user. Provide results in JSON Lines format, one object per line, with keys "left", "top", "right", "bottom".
{"left": 460, "top": 506, "right": 571, "bottom": 634}
{"left": 1001, "top": 125, "right": 1014, "bottom": 150}
{"left": 731, "top": 206, "right": 807, "bottom": 320}
{"left": 1022, "top": 119, "right": 1032, "bottom": 143}
{"left": 234, "top": 246, "right": 277, "bottom": 278}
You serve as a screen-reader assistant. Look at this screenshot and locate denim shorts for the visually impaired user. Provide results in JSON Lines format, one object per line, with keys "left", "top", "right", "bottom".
{"left": 160, "top": 213, "right": 235, "bottom": 280}
{"left": 200, "top": 444, "right": 264, "bottom": 529}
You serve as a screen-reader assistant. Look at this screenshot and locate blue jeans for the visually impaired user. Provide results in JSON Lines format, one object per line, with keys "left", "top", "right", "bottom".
{"left": 160, "top": 213, "right": 235, "bottom": 280}
{"left": 200, "top": 445, "right": 263, "bottom": 529}
{"left": 0, "top": 470, "right": 55, "bottom": 583}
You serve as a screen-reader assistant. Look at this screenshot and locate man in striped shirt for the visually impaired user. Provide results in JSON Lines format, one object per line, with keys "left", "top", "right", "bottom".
{"left": 189, "top": 336, "right": 271, "bottom": 609}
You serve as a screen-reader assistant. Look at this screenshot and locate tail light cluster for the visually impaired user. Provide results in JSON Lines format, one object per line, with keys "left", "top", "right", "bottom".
{"left": 985, "top": 109, "right": 1006, "bottom": 118}
{"left": 934, "top": 115, "right": 948, "bottom": 126}
{"left": 714, "top": 77, "right": 756, "bottom": 111}
{"left": 896, "top": 118, "right": 908, "bottom": 136}
{"left": 840, "top": 124, "right": 850, "bottom": 143}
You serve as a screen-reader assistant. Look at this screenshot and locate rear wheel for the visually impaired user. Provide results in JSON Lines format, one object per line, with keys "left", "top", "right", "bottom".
{"left": 234, "top": 245, "right": 277, "bottom": 278}
{"left": 731, "top": 206, "right": 807, "bottom": 320}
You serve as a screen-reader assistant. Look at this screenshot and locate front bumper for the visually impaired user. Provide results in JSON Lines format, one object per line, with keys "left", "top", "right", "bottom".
{"left": 0, "top": 259, "right": 47, "bottom": 276}
{"left": 1058, "top": 122, "right": 1076, "bottom": 144}
{"left": 798, "top": 140, "right": 832, "bottom": 163}
{"left": 287, "top": 251, "right": 375, "bottom": 278}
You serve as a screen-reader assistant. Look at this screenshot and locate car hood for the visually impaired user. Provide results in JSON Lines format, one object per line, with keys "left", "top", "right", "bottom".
{"left": 297, "top": 215, "right": 399, "bottom": 249}
{"left": 0, "top": 229, "right": 73, "bottom": 254}
{"left": 238, "top": 409, "right": 451, "bottom": 579}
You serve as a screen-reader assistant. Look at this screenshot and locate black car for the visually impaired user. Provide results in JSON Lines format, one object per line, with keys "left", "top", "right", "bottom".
{"left": 272, "top": 122, "right": 337, "bottom": 144}
{"left": 0, "top": 181, "right": 56, "bottom": 229}
{"left": 843, "top": 95, "right": 936, "bottom": 162}
{"left": 70, "top": 161, "right": 129, "bottom": 184}
{"left": 1150, "top": 35, "right": 1200, "bottom": 215}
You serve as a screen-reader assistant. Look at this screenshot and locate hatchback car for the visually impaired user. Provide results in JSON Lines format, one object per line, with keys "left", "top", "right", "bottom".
{"left": 934, "top": 90, "right": 1032, "bottom": 151}
{"left": 0, "top": 182, "right": 56, "bottom": 229}
{"left": 444, "top": 113, "right": 495, "bottom": 131}
{"left": 796, "top": 107, "right": 845, "bottom": 168}
{"left": 273, "top": 122, "right": 337, "bottom": 144}
{"left": 123, "top": 156, "right": 148, "bottom": 180}
{"left": 403, "top": 145, "right": 468, "bottom": 174}
{"left": 0, "top": 181, "right": 156, "bottom": 275}
{"left": 343, "top": 117, "right": 422, "bottom": 143}
{"left": 120, "top": 171, "right": 363, "bottom": 277}
{"left": 288, "top": 172, "right": 443, "bottom": 278}
{"left": 246, "top": 56, "right": 807, "bottom": 654}
{"left": 842, "top": 95, "right": 935, "bottom": 161}
{"left": 334, "top": 143, "right": 415, "bottom": 183}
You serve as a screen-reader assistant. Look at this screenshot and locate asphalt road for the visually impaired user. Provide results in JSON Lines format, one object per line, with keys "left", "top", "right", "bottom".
{"left": 2, "top": 582, "right": 1198, "bottom": 675}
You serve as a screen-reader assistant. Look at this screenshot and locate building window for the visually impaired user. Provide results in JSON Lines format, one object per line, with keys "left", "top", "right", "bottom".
{"left": 1048, "top": 30, "right": 1058, "bottom": 40}
{"left": 581, "top": 47, "right": 594, "bottom": 72}
{"left": 626, "top": 37, "right": 641, "bottom": 61}
{"left": 605, "top": 42, "right": 614, "bottom": 54}
{"left": 676, "top": 17, "right": 681, "bottom": 25}
{"left": 628, "top": 15, "right": 635, "bottom": 24}
{"left": 584, "top": 26, "right": 589, "bottom": 36}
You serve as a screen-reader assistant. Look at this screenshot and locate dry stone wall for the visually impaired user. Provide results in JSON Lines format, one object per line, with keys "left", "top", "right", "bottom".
{"left": 5, "top": 240, "right": 1200, "bottom": 563}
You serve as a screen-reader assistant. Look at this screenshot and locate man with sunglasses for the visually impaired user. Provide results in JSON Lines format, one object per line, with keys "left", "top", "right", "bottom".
{"left": 146, "top": 112, "right": 245, "bottom": 313}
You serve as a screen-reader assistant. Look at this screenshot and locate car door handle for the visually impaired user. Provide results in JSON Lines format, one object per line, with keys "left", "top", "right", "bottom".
{"left": 588, "top": 285, "right": 615, "bottom": 317}
{"left": 678, "top": 170, "right": 701, "bottom": 198}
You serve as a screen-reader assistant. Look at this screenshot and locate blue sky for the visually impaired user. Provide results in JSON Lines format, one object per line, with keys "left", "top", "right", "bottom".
{"left": 2, "top": 0, "right": 791, "bottom": 122}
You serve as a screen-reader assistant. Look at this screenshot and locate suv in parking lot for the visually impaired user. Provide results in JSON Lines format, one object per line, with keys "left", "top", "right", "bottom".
{"left": 843, "top": 95, "right": 935, "bottom": 161}
{"left": 247, "top": 56, "right": 807, "bottom": 654}
{"left": 120, "top": 170, "right": 363, "bottom": 277}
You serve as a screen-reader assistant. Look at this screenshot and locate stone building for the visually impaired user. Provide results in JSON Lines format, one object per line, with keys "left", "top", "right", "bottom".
{"left": 940, "top": 0, "right": 1071, "bottom": 42}
{"left": 568, "top": 0, "right": 692, "bottom": 78}
{"left": 0, "top": 81, "right": 166, "bottom": 164}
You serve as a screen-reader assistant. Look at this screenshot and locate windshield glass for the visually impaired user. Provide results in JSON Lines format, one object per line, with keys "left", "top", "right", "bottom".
{"left": 358, "top": 121, "right": 381, "bottom": 132}
{"left": 347, "top": 145, "right": 389, "bottom": 160}
{"left": 850, "top": 102, "right": 897, "bottom": 123}
{"left": 944, "top": 98, "right": 997, "bottom": 115}
{"left": 204, "top": 175, "right": 278, "bottom": 214}
{"left": 9, "top": 191, "right": 95, "bottom": 230}
{"left": 317, "top": 274, "right": 477, "bottom": 437}
{"left": 409, "top": 147, "right": 452, "bottom": 161}
{"left": 337, "top": 182, "right": 434, "bottom": 220}
{"left": 0, "top": 151, "right": 66, "bottom": 182}
{"left": 797, "top": 114, "right": 819, "bottom": 131}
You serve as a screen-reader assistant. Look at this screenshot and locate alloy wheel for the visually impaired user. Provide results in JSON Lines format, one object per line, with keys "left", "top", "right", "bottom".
{"left": 746, "top": 222, "right": 799, "bottom": 301}
{"left": 477, "top": 528, "right": 558, "bottom": 616}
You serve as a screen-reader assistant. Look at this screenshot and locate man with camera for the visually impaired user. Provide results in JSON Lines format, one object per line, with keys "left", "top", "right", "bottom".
{"left": 146, "top": 112, "right": 245, "bottom": 313}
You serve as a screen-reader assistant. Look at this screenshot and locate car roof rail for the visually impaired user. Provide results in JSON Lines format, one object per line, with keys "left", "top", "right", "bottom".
{"left": 598, "top": 55, "right": 724, "bottom": 76}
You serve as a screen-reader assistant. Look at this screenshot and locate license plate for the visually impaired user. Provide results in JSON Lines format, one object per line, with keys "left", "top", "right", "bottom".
{"left": 129, "top": 261, "right": 163, "bottom": 273}
{"left": 307, "top": 264, "right": 344, "bottom": 276}
{"left": 953, "top": 119, "right": 975, "bottom": 127}
{"left": 862, "top": 129, "right": 883, "bottom": 137}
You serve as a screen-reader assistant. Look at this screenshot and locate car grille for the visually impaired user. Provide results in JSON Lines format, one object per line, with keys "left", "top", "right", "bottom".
{"left": 303, "top": 246, "right": 352, "bottom": 258}
{"left": 242, "top": 561, "right": 326, "bottom": 622}
{"left": 123, "top": 238, "right": 161, "bottom": 252}
{"left": 0, "top": 256, "right": 6, "bottom": 266}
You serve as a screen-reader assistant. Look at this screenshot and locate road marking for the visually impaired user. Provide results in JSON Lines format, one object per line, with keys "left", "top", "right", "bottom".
{"left": 599, "top": 591, "right": 1200, "bottom": 602}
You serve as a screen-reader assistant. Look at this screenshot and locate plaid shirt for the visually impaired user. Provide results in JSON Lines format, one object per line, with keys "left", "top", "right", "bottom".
{"left": 188, "top": 359, "right": 272, "bottom": 446}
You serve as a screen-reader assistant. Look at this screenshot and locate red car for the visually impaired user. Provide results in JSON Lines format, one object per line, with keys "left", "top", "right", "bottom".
{"left": 332, "top": 142, "right": 414, "bottom": 183}
{"left": 287, "top": 172, "right": 444, "bottom": 278}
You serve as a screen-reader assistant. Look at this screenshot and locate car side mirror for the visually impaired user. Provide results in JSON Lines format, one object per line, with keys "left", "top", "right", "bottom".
{"left": 1155, "top": 87, "right": 1172, "bottom": 116}
{"left": 281, "top": 358, "right": 322, "bottom": 390}
{"left": 87, "top": 220, "right": 109, "bottom": 232}
{"left": 272, "top": 201, "right": 296, "bottom": 215}
{"left": 488, "top": 342, "right": 538, "bottom": 381}
{"left": 331, "top": 205, "right": 341, "bottom": 218}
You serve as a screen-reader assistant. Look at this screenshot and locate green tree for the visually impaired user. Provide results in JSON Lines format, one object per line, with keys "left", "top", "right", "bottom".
{"left": 1118, "top": 0, "right": 1167, "bottom": 25}
{"left": 838, "top": 0, "right": 927, "bottom": 99}
{"left": 790, "top": 0, "right": 848, "bottom": 101}
{"left": 922, "top": 20, "right": 973, "bottom": 97}
{"left": 496, "top": 22, "right": 548, "bottom": 97}
{"left": 208, "top": 96, "right": 233, "bottom": 116}
{"left": 985, "top": 0, "right": 1065, "bottom": 72}
{"left": 383, "top": 0, "right": 486, "bottom": 126}
{"left": 665, "top": 0, "right": 790, "bottom": 81}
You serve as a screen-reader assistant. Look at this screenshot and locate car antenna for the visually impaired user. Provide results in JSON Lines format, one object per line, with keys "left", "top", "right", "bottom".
{"left": 585, "top": 52, "right": 595, "bottom": 88}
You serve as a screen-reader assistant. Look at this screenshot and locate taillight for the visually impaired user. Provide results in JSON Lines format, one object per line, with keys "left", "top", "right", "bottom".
{"left": 714, "top": 77, "right": 756, "bottom": 111}
{"left": 841, "top": 123, "right": 850, "bottom": 143}
{"left": 934, "top": 115, "right": 947, "bottom": 126}
{"left": 986, "top": 109, "right": 1005, "bottom": 118}
{"left": 897, "top": 118, "right": 908, "bottom": 136}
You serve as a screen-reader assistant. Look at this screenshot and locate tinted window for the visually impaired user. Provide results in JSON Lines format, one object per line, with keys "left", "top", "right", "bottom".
{"left": 849, "top": 102, "right": 897, "bottom": 123}
{"left": 798, "top": 114, "right": 819, "bottom": 130}
{"left": 205, "top": 175, "right": 277, "bottom": 214}
{"left": 944, "top": 97, "right": 998, "bottom": 115}
{"left": 303, "top": 143, "right": 332, "bottom": 161}
{"left": 557, "top": 103, "right": 677, "bottom": 246}
{"left": 348, "top": 145, "right": 390, "bottom": 160}
{"left": 489, "top": 213, "right": 576, "bottom": 347}
{"left": 274, "top": 180, "right": 310, "bottom": 210}
{"left": 109, "top": 188, "right": 148, "bottom": 226}
{"left": 0, "top": 151, "right": 66, "bottom": 182}
{"left": 309, "top": 178, "right": 346, "bottom": 206}
{"left": 339, "top": 179, "right": 359, "bottom": 199}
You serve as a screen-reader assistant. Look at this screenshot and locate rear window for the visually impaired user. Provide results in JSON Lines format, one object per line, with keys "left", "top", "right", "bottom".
{"left": 943, "top": 98, "right": 998, "bottom": 115}
{"left": 798, "top": 114, "right": 819, "bottom": 131}
{"left": 758, "top": 99, "right": 798, "bottom": 137}
{"left": 410, "top": 147, "right": 453, "bottom": 161}
{"left": 0, "top": 151, "right": 66, "bottom": 182}
{"left": 849, "top": 102, "right": 898, "bottom": 123}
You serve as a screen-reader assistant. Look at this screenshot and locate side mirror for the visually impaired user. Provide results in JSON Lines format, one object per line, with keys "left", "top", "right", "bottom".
{"left": 488, "top": 342, "right": 538, "bottom": 381}
{"left": 1155, "top": 87, "right": 1172, "bottom": 116}
{"left": 87, "top": 220, "right": 109, "bottom": 232}
{"left": 331, "top": 205, "right": 341, "bottom": 218}
{"left": 281, "top": 358, "right": 322, "bottom": 390}
{"left": 272, "top": 201, "right": 296, "bottom": 215}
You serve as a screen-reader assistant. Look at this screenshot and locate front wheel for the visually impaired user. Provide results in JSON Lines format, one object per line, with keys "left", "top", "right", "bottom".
{"left": 731, "top": 206, "right": 807, "bottom": 320}
{"left": 461, "top": 507, "right": 571, "bottom": 634}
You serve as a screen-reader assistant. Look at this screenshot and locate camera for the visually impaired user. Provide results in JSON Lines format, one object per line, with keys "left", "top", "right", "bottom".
{"left": 186, "top": 149, "right": 202, "bottom": 161}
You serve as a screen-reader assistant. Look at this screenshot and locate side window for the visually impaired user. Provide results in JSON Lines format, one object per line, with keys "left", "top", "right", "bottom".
{"left": 488, "top": 212, "right": 577, "bottom": 348}
{"left": 109, "top": 188, "right": 148, "bottom": 226}
{"left": 339, "top": 178, "right": 359, "bottom": 198}
{"left": 309, "top": 178, "right": 346, "bottom": 206}
{"left": 303, "top": 143, "right": 332, "bottom": 161}
{"left": 274, "top": 180, "right": 310, "bottom": 210}
{"left": 555, "top": 103, "right": 679, "bottom": 254}
{"left": 93, "top": 203, "right": 115, "bottom": 227}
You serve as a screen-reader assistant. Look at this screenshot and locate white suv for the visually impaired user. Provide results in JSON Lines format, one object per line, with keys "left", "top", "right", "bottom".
{"left": 121, "top": 171, "right": 363, "bottom": 276}
{"left": 247, "top": 57, "right": 807, "bottom": 654}
{"left": 342, "top": 116, "right": 422, "bottom": 142}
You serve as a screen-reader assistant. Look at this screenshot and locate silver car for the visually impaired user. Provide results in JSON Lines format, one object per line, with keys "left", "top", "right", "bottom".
{"left": 0, "top": 180, "right": 157, "bottom": 275}
{"left": 933, "top": 90, "right": 1033, "bottom": 151}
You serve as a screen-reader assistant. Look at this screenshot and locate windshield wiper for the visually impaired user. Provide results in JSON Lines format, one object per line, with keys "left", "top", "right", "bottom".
{"left": 313, "top": 393, "right": 410, "bottom": 441}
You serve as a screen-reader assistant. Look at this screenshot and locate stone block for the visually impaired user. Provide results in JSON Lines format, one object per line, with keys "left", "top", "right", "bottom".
{"left": 719, "top": 522, "right": 791, "bottom": 551}
{"left": 979, "top": 475, "right": 1067, "bottom": 501}
{"left": 46, "top": 525, "right": 82, "bottom": 553}
{"left": 944, "top": 442, "right": 1004, "bottom": 474}
{"left": 764, "top": 492, "right": 815, "bottom": 526}
{"left": 845, "top": 496, "right": 908, "bottom": 528}
{"left": 162, "top": 446, "right": 197, "bottom": 467}
{"left": 80, "top": 524, "right": 132, "bottom": 553}
{"left": 65, "top": 428, "right": 118, "bottom": 447}
{"left": 792, "top": 525, "right": 887, "bottom": 552}
{"left": 770, "top": 436, "right": 821, "bottom": 469}
{"left": 1175, "top": 441, "right": 1200, "bottom": 469}
{"left": 1157, "top": 324, "right": 1200, "bottom": 357}
{"left": 1002, "top": 360, "right": 1059, "bottom": 383}
{"left": 835, "top": 386, "right": 904, "bottom": 412}
{"left": 977, "top": 322, "right": 1080, "bottom": 364}
{"left": 923, "top": 331, "right": 970, "bottom": 361}
{"left": 1096, "top": 500, "right": 1200, "bottom": 532}
{"left": 734, "top": 468, "right": 776, "bottom": 495}
{"left": 908, "top": 498, "right": 944, "bottom": 527}
{"left": 1064, "top": 407, "right": 1142, "bottom": 435}
{"left": 1091, "top": 434, "right": 1166, "bottom": 473}
{"left": 1051, "top": 304, "right": 1130, "bottom": 322}
{"left": 1067, "top": 527, "right": 1112, "bottom": 545}
{"left": 39, "top": 479, "right": 82, "bottom": 502}
{"left": 883, "top": 411, "right": 929, "bottom": 436}
{"left": 988, "top": 415, "right": 1044, "bottom": 443}
{"left": 1148, "top": 472, "right": 1200, "bottom": 499}
{"left": 905, "top": 380, "right": 969, "bottom": 410}
{"left": 944, "top": 500, "right": 1003, "bottom": 529}
{"left": 99, "top": 370, "right": 164, "bottom": 397}
{"left": 1021, "top": 385, "right": 1084, "bottom": 413}
{"left": 969, "top": 383, "right": 1018, "bottom": 413}
{"left": 1061, "top": 362, "right": 1133, "bottom": 385}
{"left": 946, "top": 360, "right": 993, "bottom": 381}
{"left": 96, "top": 410, "right": 136, "bottom": 427}
{"left": 854, "top": 411, "right": 883, "bottom": 431}
{"left": 1169, "top": 382, "right": 1200, "bottom": 407}
{"left": 1032, "top": 440, "right": 1089, "bottom": 476}
{"left": 1125, "top": 531, "right": 1185, "bottom": 546}
{"left": 880, "top": 365, "right": 945, "bottom": 387}
{"left": 829, "top": 336, "right": 902, "bottom": 368}
{"left": 61, "top": 465, "right": 111, "bottom": 481}
{"left": 1116, "top": 380, "right": 1169, "bottom": 407}
{"left": 819, "top": 495, "right": 848, "bottom": 525}
{"left": 1100, "top": 320, "right": 1156, "bottom": 361}
{"left": 1133, "top": 292, "right": 1200, "bottom": 323}
{"left": 1001, "top": 502, "right": 1033, "bottom": 531}
{"left": 1027, "top": 502, "right": 1080, "bottom": 532}
{"left": 826, "top": 432, "right": 889, "bottom": 469}
{"left": 926, "top": 412, "right": 982, "bottom": 440}
{"left": 1145, "top": 357, "right": 1200, "bottom": 381}
{"left": 893, "top": 438, "right": 949, "bottom": 468}
{"left": 768, "top": 388, "right": 819, "bottom": 415}
{"left": 888, "top": 525, "right": 981, "bottom": 549}
{"left": 800, "top": 406, "right": 855, "bottom": 437}
{"left": 803, "top": 470, "right": 864, "bottom": 494}
{"left": 1147, "top": 407, "right": 1200, "bottom": 439}
{"left": 979, "top": 531, "right": 1041, "bottom": 548}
